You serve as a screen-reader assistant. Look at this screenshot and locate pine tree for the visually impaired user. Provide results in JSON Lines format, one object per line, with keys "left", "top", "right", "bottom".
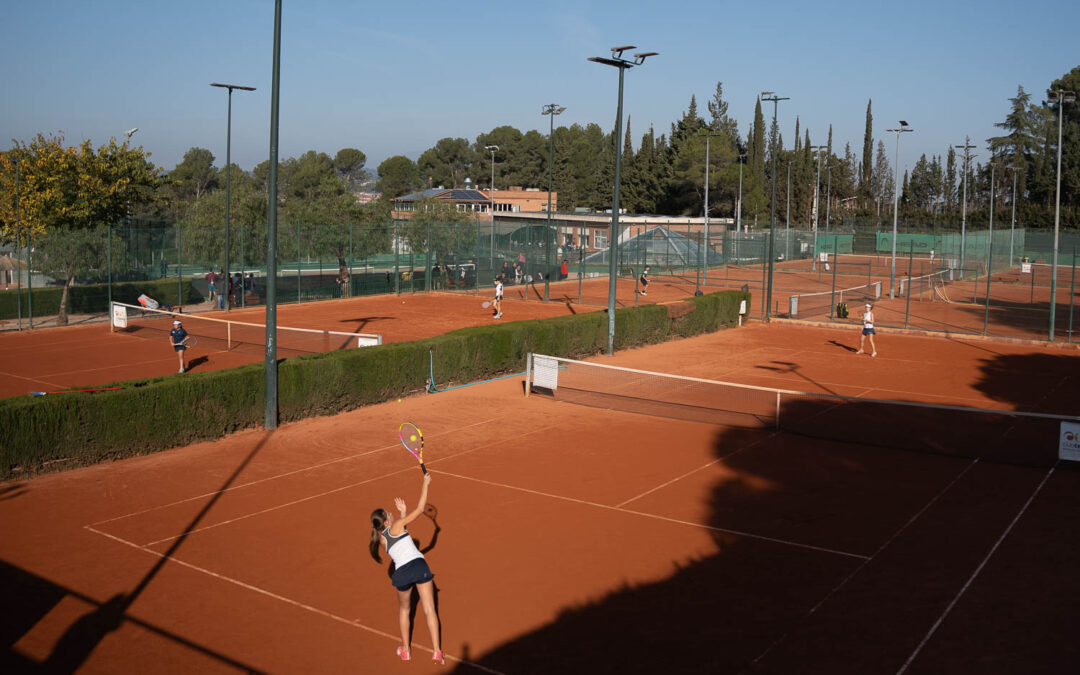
{"left": 750, "top": 98, "right": 766, "bottom": 190}
{"left": 860, "top": 99, "right": 874, "bottom": 208}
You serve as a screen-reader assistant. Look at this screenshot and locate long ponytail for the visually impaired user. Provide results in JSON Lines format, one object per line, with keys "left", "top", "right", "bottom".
{"left": 369, "top": 509, "right": 388, "bottom": 563}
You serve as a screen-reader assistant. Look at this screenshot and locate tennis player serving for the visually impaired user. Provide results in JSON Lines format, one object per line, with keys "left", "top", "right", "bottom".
{"left": 369, "top": 473, "right": 444, "bottom": 664}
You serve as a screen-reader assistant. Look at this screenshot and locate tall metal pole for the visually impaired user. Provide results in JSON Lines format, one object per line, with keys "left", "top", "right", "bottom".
{"left": 14, "top": 157, "right": 21, "bottom": 329}
{"left": 542, "top": 105, "right": 565, "bottom": 301}
{"left": 887, "top": 122, "right": 913, "bottom": 298}
{"left": 1049, "top": 89, "right": 1076, "bottom": 341}
{"left": 485, "top": 145, "right": 498, "bottom": 274}
{"left": 825, "top": 163, "right": 832, "bottom": 243}
{"left": 264, "top": 1, "right": 281, "bottom": 429}
{"left": 1009, "top": 165, "right": 1017, "bottom": 266}
{"left": 589, "top": 46, "right": 656, "bottom": 354}
{"left": 211, "top": 82, "right": 256, "bottom": 311}
{"left": 955, "top": 137, "right": 976, "bottom": 273}
{"left": 736, "top": 154, "right": 744, "bottom": 263}
{"left": 786, "top": 162, "right": 791, "bottom": 262}
{"left": 701, "top": 133, "right": 721, "bottom": 287}
{"left": 809, "top": 145, "right": 825, "bottom": 271}
{"left": 761, "top": 92, "right": 788, "bottom": 321}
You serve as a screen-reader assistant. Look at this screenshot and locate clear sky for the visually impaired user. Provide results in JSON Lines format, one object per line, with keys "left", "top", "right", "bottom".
{"left": 2, "top": 0, "right": 1076, "bottom": 179}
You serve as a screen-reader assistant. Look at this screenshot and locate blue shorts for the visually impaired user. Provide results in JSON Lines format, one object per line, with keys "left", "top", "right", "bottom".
{"left": 391, "top": 558, "right": 434, "bottom": 591}
{"left": 862, "top": 327, "right": 876, "bottom": 335}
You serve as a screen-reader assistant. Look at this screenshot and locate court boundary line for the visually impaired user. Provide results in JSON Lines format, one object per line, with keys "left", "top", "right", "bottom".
{"left": 745, "top": 458, "right": 981, "bottom": 671}
{"left": 90, "top": 416, "right": 504, "bottom": 528}
{"left": 437, "top": 469, "right": 869, "bottom": 561}
{"left": 109, "top": 420, "right": 550, "bottom": 547}
{"left": 896, "top": 464, "right": 1058, "bottom": 674}
{"left": 84, "top": 525, "right": 506, "bottom": 675}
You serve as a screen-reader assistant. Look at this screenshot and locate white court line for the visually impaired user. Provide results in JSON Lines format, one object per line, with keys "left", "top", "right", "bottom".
{"left": 84, "top": 525, "right": 506, "bottom": 675}
{"left": 91, "top": 416, "right": 503, "bottom": 527}
{"left": 896, "top": 464, "right": 1057, "bottom": 675}
{"left": 615, "top": 430, "right": 775, "bottom": 509}
{"left": 745, "top": 459, "right": 981, "bottom": 671}
{"left": 136, "top": 421, "right": 544, "bottom": 547}
{"left": 438, "top": 470, "right": 869, "bottom": 561}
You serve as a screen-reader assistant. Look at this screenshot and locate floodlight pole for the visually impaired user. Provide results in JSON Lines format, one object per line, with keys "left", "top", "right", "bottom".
{"left": 589, "top": 46, "right": 656, "bottom": 354}
{"left": 1008, "top": 165, "right": 1018, "bottom": 266}
{"left": 701, "top": 132, "right": 722, "bottom": 288}
{"left": 809, "top": 145, "right": 825, "bottom": 271}
{"left": 887, "top": 122, "right": 913, "bottom": 298}
{"left": 263, "top": 2, "right": 281, "bottom": 428}
{"left": 542, "top": 104, "right": 565, "bottom": 301}
{"left": 211, "top": 81, "right": 256, "bottom": 312}
{"left": 786, "top": 162, "right": 791, "bottom": 261}
{"left": 955, "top": 137, "right": 976, "bottom": 274}
{"left": 736, "top": 152, "right": 746, "bottom": 263}
{"left": 761, "top": 92, "right": 788, "bottom": 321}
{"left": 485, "top": 145, "right": 499, "bottom": 274}
{"left": 1049, "top": 89, "right": 1075, "bottom": 341}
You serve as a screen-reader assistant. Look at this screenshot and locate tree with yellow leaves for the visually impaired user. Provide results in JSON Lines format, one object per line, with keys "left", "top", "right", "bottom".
{"left": 0, "top": 133, "right": 161, "bottom": 324}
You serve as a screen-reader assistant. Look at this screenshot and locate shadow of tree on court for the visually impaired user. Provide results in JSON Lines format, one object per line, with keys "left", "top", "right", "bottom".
{"left": 32, "top": 430, "right": 276, "bottom": 673}
{"left": 449, "top": 349, "right": 1080, "bottom": 674}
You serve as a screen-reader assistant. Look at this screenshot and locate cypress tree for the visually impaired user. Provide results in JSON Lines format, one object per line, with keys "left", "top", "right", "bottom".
{"left": 860, "top": 99, "right": 874, "bottom": 207}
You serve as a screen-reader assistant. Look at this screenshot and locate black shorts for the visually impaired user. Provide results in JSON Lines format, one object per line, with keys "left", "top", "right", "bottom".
{"left": 391, "top": 558, "right": 434, "bottom": 591}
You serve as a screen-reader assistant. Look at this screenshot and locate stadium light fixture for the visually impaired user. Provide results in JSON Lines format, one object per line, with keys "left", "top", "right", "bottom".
{"left": 123, "top": 128, "right": 139, "bottom": 140}
{"left": 954, "top": 137, "right": 977, "bottom": 274}
{"left": 886, "top": 121, "right": 913, "bottom": 298}
{"left": 700, "top": 131, "right": 723, "bottom": 292}
{"left": 760, "top": 92, "right": 789, "bottom": 321}
{"left": 211, "top": 82, "right": 257, "bottom": 312}
{"left": 485, "top": 144, "right": 499, "bottom": 271}
{"left": 1048, "top": 89, "right": 1075, "bottom": 340}
{"left": 542, "top": 105, "right": 566, "bottom": 301}
{"left": 589, "top": 45, "right": 657, "bottom": 354}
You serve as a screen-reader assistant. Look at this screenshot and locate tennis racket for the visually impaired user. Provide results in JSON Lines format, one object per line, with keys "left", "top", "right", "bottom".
{"left": 481, "top": 300, "right": 492, "bottom": 309}
{"left": 398, "top": 422, "right": 427, "bottom": 474}
{"left": 184, "top": 336, "right": 198, "bottom": 348}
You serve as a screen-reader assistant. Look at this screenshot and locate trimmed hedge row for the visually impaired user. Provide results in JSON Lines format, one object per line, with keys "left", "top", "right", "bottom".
{"left": 0, "top": 280, "right": 200, "bottom": 319}
{"left": 1, "top": 290, "right": 748, "bottom": 478}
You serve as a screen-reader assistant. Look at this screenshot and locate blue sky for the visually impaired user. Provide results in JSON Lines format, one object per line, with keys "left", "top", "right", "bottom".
{"left": 2, "top": 0, "right": 1076, "bottom": 180}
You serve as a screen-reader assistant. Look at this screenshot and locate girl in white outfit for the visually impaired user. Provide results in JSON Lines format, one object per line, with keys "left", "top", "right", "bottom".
{"left": 370, "top": 473, "right": 444, "bottom": 664}
{"left": 856, "top": 302, "right": 877, "bottom": 357}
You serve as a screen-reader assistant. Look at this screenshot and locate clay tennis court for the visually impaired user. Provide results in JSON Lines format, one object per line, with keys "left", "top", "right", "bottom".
{"left": 3, "top": 319, "right": 1079, "bottom": 673}
{"left": 0, "top": 276, "right": 696, "bottom": 400}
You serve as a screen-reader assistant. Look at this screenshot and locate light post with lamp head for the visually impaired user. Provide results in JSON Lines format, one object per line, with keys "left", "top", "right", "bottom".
{"left": 808, "top": 145, "right": 826, "bottom": 271}
{"left": 886, "top": 121, "right": 913, "bottom": 298}
{"left": 485, "top": 144, "right": 499, "bottom": 275}
{"left": 542, "top": 105, "right": 565, "bottom": 301}
{"left": 955, "top": 137, "right": 977, "bottom": 275}
{"left": 1048, "top": 88, "right": 1075, "bottom": 340}
{"left": 588, "top": 45, "right": 657, "bottom": 354}
{"left": 211, "top": 82, "right": 256, "bottom": 311}
{"left": 761, "top": 92, "right": 788, "bottom": 320}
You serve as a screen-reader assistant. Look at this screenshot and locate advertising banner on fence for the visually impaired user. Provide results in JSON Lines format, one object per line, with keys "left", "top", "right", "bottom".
{"left": 1059, "top": 421, "right": 1080, "bottom": 462}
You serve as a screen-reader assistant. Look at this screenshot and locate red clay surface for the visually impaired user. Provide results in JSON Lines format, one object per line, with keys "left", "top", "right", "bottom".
{"left": 3, "top": 321, "right": 1079, "bottom": 673}
{"left": 0, "top": 276, "right": 696, "bottom": 400}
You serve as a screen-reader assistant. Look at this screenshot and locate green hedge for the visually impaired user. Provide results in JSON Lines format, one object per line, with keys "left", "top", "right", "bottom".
{"left": 0, "top": 290, "right": 748, "bottom": 478}
{"left": 0, "top": 280, "right": 201, "bottom": 319}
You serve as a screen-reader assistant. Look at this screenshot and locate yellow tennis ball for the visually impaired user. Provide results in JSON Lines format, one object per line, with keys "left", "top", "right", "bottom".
{"left": 397, "top": 398, "right": 402, "bottom": 402}
{"left": 410, "top": 434, "right": 417, "bottom": 442}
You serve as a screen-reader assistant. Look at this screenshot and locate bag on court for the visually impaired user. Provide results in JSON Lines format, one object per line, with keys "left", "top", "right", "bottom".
{"left": 837, "top": 302, "right": 849, "bottom": 318}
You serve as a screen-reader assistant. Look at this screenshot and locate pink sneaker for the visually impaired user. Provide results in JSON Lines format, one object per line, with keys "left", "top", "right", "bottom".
{"left": 432, "top": 650, "right": 445, "bottom": 665}
{"left": 396, "top": 646, "right": 411, "bottom": 661}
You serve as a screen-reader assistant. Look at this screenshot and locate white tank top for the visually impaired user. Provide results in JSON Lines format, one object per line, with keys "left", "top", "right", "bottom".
{"left": 381, "top": 527, "right": 424, "bottom": 568}
{"left": 863, "top": 311, "right": 874, "bottom": 329}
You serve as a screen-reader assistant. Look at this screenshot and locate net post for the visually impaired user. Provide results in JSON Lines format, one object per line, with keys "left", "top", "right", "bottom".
{"left": 775, "top": 390, "right": 781, "bottom": 429}
{"left": 228, "top": 323, "right": 232, "bottom": 351}
{"left": 525, "top": 352, "right": 533, "bottom": 397}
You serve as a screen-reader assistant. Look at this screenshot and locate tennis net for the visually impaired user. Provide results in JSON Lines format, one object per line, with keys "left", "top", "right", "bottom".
{"left": 788, "top": 281, "right": 881, "bottom": 318}
{"left": 526, "top": 353, "right": 1077, "bottom": 468}
{"left": 110, "top": 302, "right": 382, "bottom": 355}
{"left": 897, "top": 269, "right": 953, "bottom": 300}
